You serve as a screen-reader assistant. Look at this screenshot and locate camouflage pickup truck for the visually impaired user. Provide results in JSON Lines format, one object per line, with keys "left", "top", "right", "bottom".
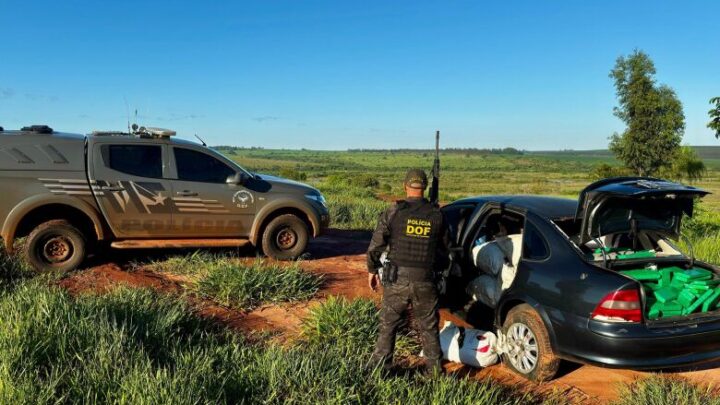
{"left": 0, "top": 125, "right": 330, "bottom": 271}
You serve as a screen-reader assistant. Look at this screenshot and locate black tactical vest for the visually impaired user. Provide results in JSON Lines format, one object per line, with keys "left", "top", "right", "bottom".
{"left": 387, "top": 199, "right": 444, "bottom": 270}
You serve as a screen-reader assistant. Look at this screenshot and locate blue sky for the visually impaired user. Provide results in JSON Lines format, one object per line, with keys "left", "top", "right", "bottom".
{"left": 1, "top": 1, "right": 718, "bottom": 150}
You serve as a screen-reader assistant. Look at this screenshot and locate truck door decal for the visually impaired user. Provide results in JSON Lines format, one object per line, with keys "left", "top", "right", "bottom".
{"left": 172, "top": 197, "right": 230, "bottom": 214}
{"left": 96, "top": 180, "right": 172, "bottom": 214}
{"left": 40, "top": 178, "right": 101, "bottom": 196}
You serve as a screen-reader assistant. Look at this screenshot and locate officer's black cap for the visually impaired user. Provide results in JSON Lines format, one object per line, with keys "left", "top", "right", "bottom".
{"left": 404, "top": 169, "right": 428, "bottom": 189}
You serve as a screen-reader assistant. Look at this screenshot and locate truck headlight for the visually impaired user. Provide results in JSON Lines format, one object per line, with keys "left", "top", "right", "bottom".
{"left": 305, "top": 193, "right": 327, "bottom": 208}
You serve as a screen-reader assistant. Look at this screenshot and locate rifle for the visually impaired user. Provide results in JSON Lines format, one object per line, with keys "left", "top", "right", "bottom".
{"left": 429, "top": 130, "right": 440, "bottom": 206}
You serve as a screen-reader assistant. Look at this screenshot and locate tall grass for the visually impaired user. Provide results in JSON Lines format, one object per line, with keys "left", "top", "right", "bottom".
{"left": 612, "top": 375, "right": 720, "bottom": 405}
{"left": 0, "top": 283, "right": 550, "bottom": 404}
{"left": 195, "top": 260, "right": 322, "bottom": 309}
{"left": 301, "top": 296, "right": 419, "bottom": 357}
{"left": 145, "top": 252, "right": 322, "bottom": 309}
{"left": 0, "top": 248, "right": 32, "bottom": 289}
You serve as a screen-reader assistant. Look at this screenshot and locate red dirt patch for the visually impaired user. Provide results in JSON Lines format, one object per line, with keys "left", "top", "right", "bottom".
{"left": 57, "top": 263, "right": 182, "bottom": 295}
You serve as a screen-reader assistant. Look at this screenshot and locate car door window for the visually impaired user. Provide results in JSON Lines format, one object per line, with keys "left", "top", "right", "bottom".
{"left": 174, "top": 148, "right": 235, "bottom": 183}
{"left": 442, "top": 203, "right": 477, "bottom": 245}
{"left": 101, "top": 145, "right": 162, "bottom": 178}
{"left": 523, "top": 221, "right": 549, "bottom": 260}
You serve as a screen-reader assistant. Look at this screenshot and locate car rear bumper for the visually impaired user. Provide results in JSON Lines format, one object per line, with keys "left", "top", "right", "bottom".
{"left": 559, "top": 319, "right": 720, "bottom": 369}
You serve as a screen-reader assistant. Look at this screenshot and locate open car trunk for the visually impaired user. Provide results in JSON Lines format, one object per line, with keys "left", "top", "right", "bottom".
{"left": 577, "top": 177, "right": 715, "bottom": 323}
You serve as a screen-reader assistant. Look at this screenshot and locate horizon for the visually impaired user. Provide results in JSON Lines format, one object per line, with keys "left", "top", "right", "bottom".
{"left": 2, "top": 1, "right": 718, "bottom": 150}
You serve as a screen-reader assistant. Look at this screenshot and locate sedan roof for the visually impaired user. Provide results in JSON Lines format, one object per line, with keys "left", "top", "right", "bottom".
{"left": 451, "top": 195, "right": 578, "bottom": 220}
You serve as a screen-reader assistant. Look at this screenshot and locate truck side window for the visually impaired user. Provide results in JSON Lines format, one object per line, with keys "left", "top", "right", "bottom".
{"left": 523, "top": 221, "right": 549, "bottom": 260}
{"left": 174, "top": 148, "right": 235, "bottom": 183}
{"left": 102, "top": 145, "right": 162, "bottom": 178}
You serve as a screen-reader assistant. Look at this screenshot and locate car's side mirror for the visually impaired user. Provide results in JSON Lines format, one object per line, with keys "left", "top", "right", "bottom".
{"left": 226, "top": 173, "right": 249, "bottom": 185}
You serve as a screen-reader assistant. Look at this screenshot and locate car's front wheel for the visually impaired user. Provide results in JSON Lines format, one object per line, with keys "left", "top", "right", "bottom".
{"left": 260, "top": 214, "right": 309, "bottom": 260}
{"left": 24, "top": 219, "right": 87, "bottom": 273}
{"left": 502, "top": 304, "right": 560, "bottom": 382}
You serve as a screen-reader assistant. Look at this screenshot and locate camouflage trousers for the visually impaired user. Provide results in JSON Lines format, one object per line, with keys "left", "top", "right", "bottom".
{"left": 370, "top": 280, "right": 442, "bottom": 371}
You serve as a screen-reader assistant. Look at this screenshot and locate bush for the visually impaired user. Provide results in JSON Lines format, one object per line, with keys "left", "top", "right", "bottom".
{"left": 592, "top": 163, "right": 632, "bottom": 179}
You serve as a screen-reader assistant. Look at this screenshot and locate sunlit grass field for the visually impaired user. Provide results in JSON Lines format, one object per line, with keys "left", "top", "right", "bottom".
{"left": 0, "top": 148, "right": 719, "bottom": 403}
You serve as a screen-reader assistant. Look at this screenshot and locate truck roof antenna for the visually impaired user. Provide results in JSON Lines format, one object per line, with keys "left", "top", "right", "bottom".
{"left": 194, "top": 133, "right": 207, "bottom": 146}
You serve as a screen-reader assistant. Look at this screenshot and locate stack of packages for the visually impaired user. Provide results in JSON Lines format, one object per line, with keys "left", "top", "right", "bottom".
{"left": 621, "top": 267, "right": 720, "bottom": 319}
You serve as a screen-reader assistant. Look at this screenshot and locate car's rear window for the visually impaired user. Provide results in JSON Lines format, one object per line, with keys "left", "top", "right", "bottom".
{"left": 102, "top": 145, "right": 162, "bottom": 178}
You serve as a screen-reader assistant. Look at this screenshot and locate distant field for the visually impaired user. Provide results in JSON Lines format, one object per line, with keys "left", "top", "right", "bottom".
{"left": 219, "top": 148, "right": 720, "bottom": 215}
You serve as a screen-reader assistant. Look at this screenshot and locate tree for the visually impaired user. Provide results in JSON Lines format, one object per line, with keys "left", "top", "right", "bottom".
{"left": 609, "top": 50, "right": 685, "bottom": 176}
{"left": 663, "top": 146, "right": 706, "bottom": 182}
{"left": 709, "top": 97, "right": 720, "bottom": 139}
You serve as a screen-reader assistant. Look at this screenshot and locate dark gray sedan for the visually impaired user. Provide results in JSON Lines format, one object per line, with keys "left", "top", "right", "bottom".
{"left": 441, "top": 177, "right": 717, "bottom": 381}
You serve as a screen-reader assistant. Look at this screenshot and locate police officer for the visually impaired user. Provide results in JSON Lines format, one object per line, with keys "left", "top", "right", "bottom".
{"left": 367, "top": 169, "right": 450, "bottom": 374}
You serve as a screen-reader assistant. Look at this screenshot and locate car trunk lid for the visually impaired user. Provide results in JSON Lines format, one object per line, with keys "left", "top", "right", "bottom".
{"left": 576, "top": 177, "right": 709, "bottom": 245}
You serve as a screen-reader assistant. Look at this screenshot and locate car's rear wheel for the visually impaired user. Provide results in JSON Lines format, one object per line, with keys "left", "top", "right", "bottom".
{"left": 24, "top": 220, "right": 87, "bottom": 273}
{"left": 261, "top": 214, "right": 309, "bottom": 260}
{"left": 502, "top": 304, "right": 560, "bottom": 382}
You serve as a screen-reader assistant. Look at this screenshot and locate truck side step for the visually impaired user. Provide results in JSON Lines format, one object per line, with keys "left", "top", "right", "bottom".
{"left": 111, "top": 239, "right": 251, "bottom": 249}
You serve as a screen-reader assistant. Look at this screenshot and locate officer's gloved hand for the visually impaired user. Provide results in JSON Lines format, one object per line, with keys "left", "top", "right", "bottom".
{"left": 474, "top": 236, "right": 487, "bottom": 247}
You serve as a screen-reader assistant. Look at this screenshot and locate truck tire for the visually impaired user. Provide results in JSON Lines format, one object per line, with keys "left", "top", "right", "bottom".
{"left": 261, "top": 214, "right": 309, "bottom": 261}
{"left": 24, "top": 220, "right": 87, "bottom": 272}
{"left": 502, "top": 304, "right": 560, "bottom": 382}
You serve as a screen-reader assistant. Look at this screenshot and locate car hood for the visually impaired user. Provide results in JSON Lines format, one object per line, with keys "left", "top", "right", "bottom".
{"left": 576, "top": 177, "right": 709, "bottom": 244}
{"left": 255, "top": 173, "right": 318, "bottom": 194}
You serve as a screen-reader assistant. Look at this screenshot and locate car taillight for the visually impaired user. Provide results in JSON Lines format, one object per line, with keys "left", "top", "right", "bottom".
{"left": 591, "top": 289, "right": 642, "bottom": 323}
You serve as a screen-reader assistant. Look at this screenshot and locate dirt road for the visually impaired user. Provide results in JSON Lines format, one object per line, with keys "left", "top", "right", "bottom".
{"left": 57, "top": 229, "right": 720, "bottom": 404}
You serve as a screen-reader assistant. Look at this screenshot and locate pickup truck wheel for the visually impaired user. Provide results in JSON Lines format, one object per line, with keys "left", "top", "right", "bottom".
{"left": 261, "top": 214, "right": 309, "bottom": 260}
{"left": 502, "top": 304, "right": 559, "bottom": 382}
{"left": 24, "top": 220, "right": 87, "bottom": 272}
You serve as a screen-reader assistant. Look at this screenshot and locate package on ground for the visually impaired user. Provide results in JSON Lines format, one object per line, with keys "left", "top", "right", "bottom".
{"left": 435, "top": 321, "right": 499, "bottom": 368}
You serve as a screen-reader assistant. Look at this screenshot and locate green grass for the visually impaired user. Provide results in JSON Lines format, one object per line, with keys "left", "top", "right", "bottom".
{"left": 301, "top": 296, "right": 419, "bottom": 358}
{"left": 144, "top": 252, "right": 323, "bottom": 309}
{"left": 195, "top": 260, "right": 322, "bottom": 309}
{"left": 0, "top": 281, "right": 554, "bottom": 404}
{"left": 612, "top": 375, "right": 720, "bottom": 405}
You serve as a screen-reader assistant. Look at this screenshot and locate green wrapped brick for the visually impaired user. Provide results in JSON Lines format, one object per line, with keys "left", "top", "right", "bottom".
{"left": 702, "top": 289, "right": 720, "bottom": 312}
{"left": 617, "top": 250, "right": 656, "bottom": 260}
{"left": 661, "top": 301, "right": 683, "bottom": 312}
{"left": 690, "top": 279, "right": 720, "bottom": 287}
{"left": 683, "top": 289, "right": 716, "bottom": 315}
{"left": 648, "top": 302, "right": 662, "bottom": 319}
{"left": 620, "top": 269, "right": 661, "bottom": 281}
{"left": 688, "top": 284, "right": 711, "bottom": 292}
{"left": 662, "top": 310, "right": 683, "bottom": 317}
{"left": 654, "top": 288, "right": 679, "bottom": 303}
{"left": 677, "top": 290, "right": 698, "bottom": 307}
{"left": 675, "top": 269, "right": 713, "bottom": 282}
